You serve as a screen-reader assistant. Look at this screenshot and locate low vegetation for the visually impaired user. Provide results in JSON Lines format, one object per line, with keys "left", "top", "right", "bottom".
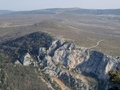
{"left": 108, "top": 67, "right": 120, "bottom": 90}
{"left": 0, "top": 32, "right": 54, "bottom": 62}
{"left": 109, "top": 67, "right": 120, "bottom": 84}
{"left": 0, "top": 32, "right": 54, "bottom": 90}
{"left": 0, "top": 64, "right": 52, "bottom": 90}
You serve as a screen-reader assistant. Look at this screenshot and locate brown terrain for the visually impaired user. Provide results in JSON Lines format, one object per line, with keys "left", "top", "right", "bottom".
{"left": 0, "top": 8, "right": 120, "bottom": 56}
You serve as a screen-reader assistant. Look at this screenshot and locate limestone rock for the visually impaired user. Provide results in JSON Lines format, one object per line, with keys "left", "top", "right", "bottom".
{"left": 37, "top": 39, "right": 120, "bottom": 90}
{"left": 38, "top": 47, "right": 47, "bottom": 60}
{"left": 19, "top": 53, "right": 34, "bottom": 66}
{"left": 47, "top": 40, "right": 120, "bottom": 80}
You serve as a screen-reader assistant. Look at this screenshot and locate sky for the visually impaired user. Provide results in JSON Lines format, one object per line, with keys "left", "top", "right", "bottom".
{"left": 0, "top": 0, "right": 120, "bottom": 11}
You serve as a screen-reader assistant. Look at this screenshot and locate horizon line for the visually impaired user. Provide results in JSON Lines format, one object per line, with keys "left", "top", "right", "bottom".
{"left": 0, "top": 7, "right": 120, "bottom": 12}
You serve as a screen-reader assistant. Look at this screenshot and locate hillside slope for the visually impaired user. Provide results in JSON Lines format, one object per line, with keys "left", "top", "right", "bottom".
{"left": 0, "top": 32, "right": 120, "bottom": 90}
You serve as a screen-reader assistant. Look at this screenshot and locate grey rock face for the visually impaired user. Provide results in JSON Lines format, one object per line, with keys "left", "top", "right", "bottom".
{"left": 27, "top": 39, "right": 120, "bottom": 90}
{"left": 38, "top": 47, "right": 47, "bottom": 60}
{"left": 48, "top": 40, "right": 120, "bottom": 80}
{"left": 78, "top": 51, "right": 120, "bottom": 79}
{"left": 19, "top": 53, "right": 34, "bottom": 66}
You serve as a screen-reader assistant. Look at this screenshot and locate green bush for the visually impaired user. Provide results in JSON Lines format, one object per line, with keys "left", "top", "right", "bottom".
{"left": 109, "top": 67, "right": 120, "bottom": 84}
{"left": 108, "top": 67, "right": 120, "bottom": 90}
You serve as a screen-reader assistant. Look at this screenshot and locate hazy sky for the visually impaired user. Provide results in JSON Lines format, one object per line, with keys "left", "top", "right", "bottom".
{"left": 0, "top": 0, "right": 120, "bottom": 11}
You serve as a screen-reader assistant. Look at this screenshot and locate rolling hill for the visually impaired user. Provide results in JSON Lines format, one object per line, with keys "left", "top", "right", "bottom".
{"left": 0, "top": 8, "right": 120, "bottom": 90}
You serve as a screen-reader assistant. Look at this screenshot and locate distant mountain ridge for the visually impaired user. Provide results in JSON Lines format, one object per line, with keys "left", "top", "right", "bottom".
{"left": 0, "top": 10, "right": 13, "bottom": 15}
{"left": 17, "top": 8, "right": 120, "bottom": 15}
{"left": 1, "top": 8, "right": 120, "bottom": 15}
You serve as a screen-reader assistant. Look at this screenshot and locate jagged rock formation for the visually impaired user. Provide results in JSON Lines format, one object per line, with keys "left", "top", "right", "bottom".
{"left": 1, "top": 32, "right": 120, "bottom": 90}
{"left": 40, "top": 39, "right": 120, "bottom": 78}
{"left": 18, "top": 53, "right": 34, "bottom": 66}
{"left": 13, "top": 38, "right": 120, "bottom": 90}
{"left": 36, "top": 39, "right": 120, "bottom": 90}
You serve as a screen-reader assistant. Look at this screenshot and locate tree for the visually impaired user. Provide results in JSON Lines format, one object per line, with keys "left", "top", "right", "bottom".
{"left": 108, "top": 67, "right": 120, "bottom": 90}
{"left": 109, "top": 67, "right": 120, "bottom": 84}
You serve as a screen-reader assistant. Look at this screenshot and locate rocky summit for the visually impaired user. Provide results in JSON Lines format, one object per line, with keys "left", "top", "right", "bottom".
{"left": 16, "top": 38, "right": 120, "bottom": 90}
{"left": 1, "top": 32, "right": 120, "bottom": 90}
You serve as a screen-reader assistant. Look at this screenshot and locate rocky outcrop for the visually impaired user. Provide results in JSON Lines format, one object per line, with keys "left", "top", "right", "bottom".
{"left": 13, "top": 38, "right": 120, "bottom": 90}
{"left": 19, "top": 53, "right": 34, "bottom": 66}
{"left": 47, "top": 40, "right": 120, "bottom": 79}
{"left": 37, "top": 39, "right": 120, "bottom": 90}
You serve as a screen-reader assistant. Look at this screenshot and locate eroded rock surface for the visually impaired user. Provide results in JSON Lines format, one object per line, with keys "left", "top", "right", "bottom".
{"left": 37, "top": 39, "right": 120, "bottom": 90}
{"left": 19, "top": 53, "right": 34, "bottom": 66}
{"left": 14, "top": 39, "right": 120, "bottom": 90}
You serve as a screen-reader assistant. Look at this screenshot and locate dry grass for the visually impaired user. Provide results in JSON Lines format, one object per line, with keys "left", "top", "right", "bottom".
{"left": 0, "top": 13, "right": 120, "bottom": 56}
